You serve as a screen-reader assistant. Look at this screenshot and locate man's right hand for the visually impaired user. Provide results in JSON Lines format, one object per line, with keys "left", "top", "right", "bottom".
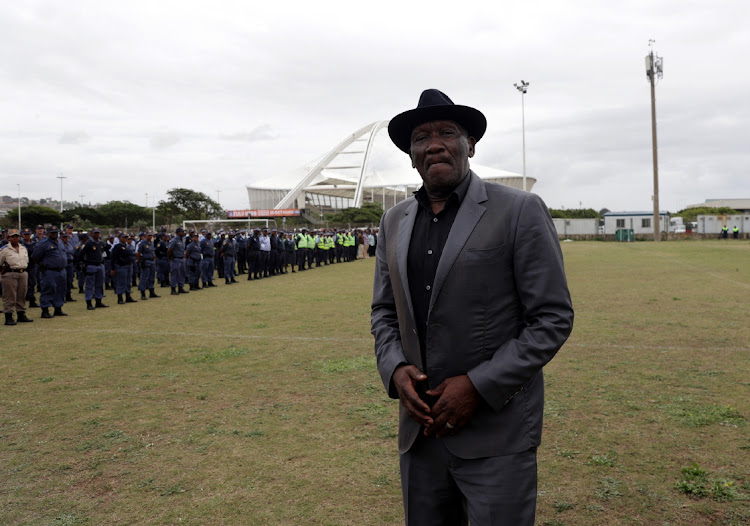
{"left": 392, "top": 365, "right": 433, "bottom": 427}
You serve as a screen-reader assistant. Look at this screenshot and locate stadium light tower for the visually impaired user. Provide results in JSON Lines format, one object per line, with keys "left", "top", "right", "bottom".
{"left": 645, "top": 40, "right": 663, "bottom": 242}
{"left": 514, "top": 80, "right": 530, "bottom": 191}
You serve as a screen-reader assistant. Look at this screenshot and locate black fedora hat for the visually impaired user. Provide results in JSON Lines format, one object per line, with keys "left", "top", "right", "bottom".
{"left": 388, "top": 89, "right": 487, "bottom": 154}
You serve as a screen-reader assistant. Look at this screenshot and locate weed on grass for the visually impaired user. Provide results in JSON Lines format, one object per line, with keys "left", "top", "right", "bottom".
{"left": 662, "top": 398, "right": 745, "bottom": 427}
{"left": 316, "top": 354, "right": 376, "bottom": 373}
{"left": 675, "top": 463, "right": 744, "bottom": 502}
{"left": 595, "top": 478, "right": 623, "bottom": 500}
{"left": 589, "top": 453, "right": 616, "bottom": 467}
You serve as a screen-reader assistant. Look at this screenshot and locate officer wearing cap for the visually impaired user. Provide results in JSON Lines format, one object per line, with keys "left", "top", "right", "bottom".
{"left": 199, "top": 231, "right": 216, "bottom": 287}
{"left": 73, "top": 232, "right": 88, "bottom": 295}
{"left": 186, "top": 232, "right": 203, "bottom": 290}
{"left": 65, "top": 224, "right": 79, "bottom": 247}
{"left": 258, "top": 228, "right": 271, "bottom": 278}
{"left": 247, "top": 227, "right": 261, "bottom": 280}
{"left": 110, "top": 232, "right": 137, "bottom": 304}
{"left": 220, "top": 230, "right": 238, "bottom": 284}
{"left": 30, "top": 225, "right": 68, "bottom": 318}
{"left": 155, "top": 232, "right": 170, "bottom": 287}
{"left": 60, "top": 231, "right": 78, "bottom": 303}
{"left": 0, "top": 229, "right": 34, "bottom": 325}
{"left": 214, "top": 230, "right": 226, "bottom": 279}
{"left": 78, "top": 228, "right": 109, "bottom": 310}
{"left": 136, "top": 230, "right": 159, "bottom": 300}
{"left": 236, "top": 229, "right": 248, "bottom": 274}
{"left": 168, "top": 227, "right": 188, "bottom": 295}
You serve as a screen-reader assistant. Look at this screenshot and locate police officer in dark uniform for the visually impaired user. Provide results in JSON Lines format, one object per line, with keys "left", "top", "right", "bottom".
{"left": 236, "top": 230, "right": 248, "bottom": 274}
{"left": 168, "top": 227, "right": 188, "bottom": 295}
{"left": 111, "top": 232, "right": 137, "bottom": 304}
{"left": 155, "top": 232, "right": 170, "bottom": 287}
{"left": 247, "top": 228, "right": 261, "bottom": 280}
{"left": 199, "top": 231, "right": 216, "bottom": 287}
{"left": 79, "top": 228, "right": 109, "bottom": 310}
{"left": 221, "top": 230, "right": 238, "bottom": 284}
{"left": 214, "top": 230, "right": 226, "bottom": 279}
{"left": 31, "top": 225, "right": 68, "bottom": 318}
{"left": 73, "top": 232, "right": 88, "bottom": 295}
{"left": 136, "top": 231, "right": 160, "bottom": 300}
{"left": 186, "top": 232, "right": 203, "bottom": 290}
{"left": 60, "top": 231, "right": 77, "bottom": 303}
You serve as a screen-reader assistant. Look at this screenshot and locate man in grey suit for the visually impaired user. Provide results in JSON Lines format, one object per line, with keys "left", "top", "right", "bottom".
{"left": 371, "top": 89, "right": 574, "bottom": 525}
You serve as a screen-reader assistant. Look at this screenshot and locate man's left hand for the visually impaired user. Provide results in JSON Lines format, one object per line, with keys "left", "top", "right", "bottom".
{"left": 423, "top": 375, "right": 479, "bottom": 438}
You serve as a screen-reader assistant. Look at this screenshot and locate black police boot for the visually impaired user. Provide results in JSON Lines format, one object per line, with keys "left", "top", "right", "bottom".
{"left": 4, "top": 313, "right": 16, "bottom": 326}
{"left": 149, "top": 289, "right": 160, "bottom": 298}
{"left": 95, "top": 298, "right": 109, "bottom": 308}
{"left": 171, "top": 287, "right": 178, "bottom": 296}
{"left": 105, "top": 283, "right": 112, "bottom": 290}
{"left": 66, "top": 292, "right": 77, "bottom": 302}
{"left": 28, "top": 297, "right": 39, "bottom": 308}
{"left": 41, "top": 308, "right": 53, "bottom": 319}
{"left": 86, "top": 300, "right": 95, "bottom": 311}
{"left": 230, "top": 277, "right": 238, "bottom": 283}
{"left": 179, "top": 286, "right": 189, "bottom": 294}
{"left": 54, "top": 307, "right": 68, "bottom": 317}
{"left": 117, "top": 294, "right": 125, "bottom": 304}
{"left": 17, "top": 311, "right": 33, "bottom": 323}
{"left": 78, "top": 286, "right": 84, "bottom": 294}
{"left": 161, "top": 281, "right": 169, "bottom": 288}
{"left": 141, "top": 291, "right": 147, "bottom": 300}
{"left": 125, "top": 293, "right": 137, "bottom": 303}
{"left": 225, "top": 278, "right": 230, "bottom": 285}
{"left": 208, "top": 281, "right": 216, "bottom": 287}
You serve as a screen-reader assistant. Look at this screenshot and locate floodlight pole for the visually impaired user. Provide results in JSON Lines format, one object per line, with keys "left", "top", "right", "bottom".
{"left": 645, "top": 40, "right": 663, "bottom": 242}
{"left": 17, "top": 184, "right": 21, "bottom": 230}
{"left": 514, "top": 80, "right": 530, "bottom": 191}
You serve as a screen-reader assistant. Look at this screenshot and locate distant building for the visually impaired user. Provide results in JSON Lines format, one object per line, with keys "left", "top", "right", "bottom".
{"left": 696, "top": 214, "right": 750, "bottom": 234}
{"left": 552, "top": 218, "right": 599, "bottom": 236}
{"left": 686, "top": 199, "right": 750, "bottom": 214}
{"left": 603, "top": 211, "right": 669, "bottom": 235}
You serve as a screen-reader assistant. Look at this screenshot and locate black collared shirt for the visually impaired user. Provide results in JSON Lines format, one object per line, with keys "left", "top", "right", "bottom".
{"left": 407, "top": 173, "right": 471, "bottom": 369}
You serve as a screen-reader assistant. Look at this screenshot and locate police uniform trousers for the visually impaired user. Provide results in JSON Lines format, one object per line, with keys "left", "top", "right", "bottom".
{"left": 200, "top": 257, "right": 215, "bottom": 283}
{"left": 114, "top": 265, "right": 132, "bottom": 295}
{"left": 247, "top": 250, "right": 260, "bottom": 277}
{"left": 75, "top": 264, "right": 85, "bottom": 290}
{"left": 400, "top": 434, "right": 538, "bottom": 526}
{"left": 260, "top": 251, "right": 270, "bottom": 276}
{"left": 139, "top": 260, "right": 156, "bottom": 291}
{"left": 2, "top": 271, "right": 28, "bottom": 313}
{"left": 223, "top": 256, "right": 235, "bottom": 280}
{"left": 307, "top": 248, "right": 315, "bottom": 268}
{"left": 104, "top": 259, "right": 113, "bottom": 287}
{"left": 238, "top": 247, "right": 247, "bottom": 272}
{"left": 65, "top": 262, "right": 75, "bottom": 291}
{"left": 188, "top": 259, "right": 201, "bottom": 285}
{"left": 157, "top": 257, "right": 170, "bottom": 284}
{"left": 39, "top": 268, "right": 66, "bottom": 308}
{"left": 170, "top": 259, "right": 186, "bottom": 287}
{"left": 25, "top": 266, "right": 37, "bottom": 302}
{"left": 85, "top": 264, "right": 105, "bottom": 301}
{"left": 296, "top": 250, "right": 306, "bottom": 270}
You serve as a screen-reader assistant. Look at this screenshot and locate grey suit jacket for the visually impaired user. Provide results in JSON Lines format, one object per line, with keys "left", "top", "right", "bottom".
{"left": 371, "top": 171, "right": 574, "bottom": 459}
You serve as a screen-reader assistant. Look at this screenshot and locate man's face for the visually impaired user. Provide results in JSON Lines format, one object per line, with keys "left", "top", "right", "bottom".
{"left": 93, "top": 232, "right": 100, "bottom": 241}
{"left": 409, "top": 120, "right": 475, "bottom": 197}
{"left": 36, "top": 228, "right": 44, "bottom": 237}
{"left": 48, "top": 231, "right": 58, "bottom": 242}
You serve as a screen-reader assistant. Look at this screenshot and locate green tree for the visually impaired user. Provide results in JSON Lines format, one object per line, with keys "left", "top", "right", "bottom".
{"left": 62, "top": 206, "right": 103, "bottom": 226}
{"left": 161, "top": 188, "right": 223, "bottom": 220}
{"left": 97, "top": 201, "right": 150, "bottom": 228}
{"left": 18, "top": 205, "right": 63, "bottom": 229}
{"left": 326, "top": 202, "right": 384, "bottom": 224}
{"left": 548, "top": 208, "right": 600, "bottom": 219}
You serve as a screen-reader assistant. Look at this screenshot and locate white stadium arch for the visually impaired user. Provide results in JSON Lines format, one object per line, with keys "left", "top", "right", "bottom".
{"left": 246, "top": 120, "right": 536, "bottom": 215}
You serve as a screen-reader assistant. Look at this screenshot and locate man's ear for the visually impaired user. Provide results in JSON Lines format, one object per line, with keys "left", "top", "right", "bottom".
{"left": 467, "top": 136, "right": 476, "bottom": 158}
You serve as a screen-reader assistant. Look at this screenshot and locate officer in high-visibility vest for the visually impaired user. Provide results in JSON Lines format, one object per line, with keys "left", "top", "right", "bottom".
{"left": 305, "top": 230, "right": 315, "bottom": 269}
{"left": 316, "top": 230, "right": 328, "bottom": 267}
{"left": 296, "top": 228, "right": 308, "bottom": 271}
{"left": 326, "top": 232, "right": 336, "bottom": 264}
{"left": 733, "top": 226, "right": 739, "bottom": 239}
{"left": 721, "top": 225, "right": 729, "bottom": 239}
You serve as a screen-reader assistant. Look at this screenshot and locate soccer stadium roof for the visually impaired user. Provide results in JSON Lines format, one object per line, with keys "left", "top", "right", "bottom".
{"left": 246, "top": 121, "right": 536, "bottom": 212}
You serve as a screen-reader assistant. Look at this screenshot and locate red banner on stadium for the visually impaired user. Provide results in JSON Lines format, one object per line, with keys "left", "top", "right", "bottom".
{"left": 227, "top": 209, "right": 301, "bottom": 218}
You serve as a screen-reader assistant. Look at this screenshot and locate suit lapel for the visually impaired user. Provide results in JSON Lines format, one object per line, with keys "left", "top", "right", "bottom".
{"left": 428, "top": 172, "right": 487, "bottom": 317}
{"left": 397, "top": 199, "right": 418, "bottom": 326}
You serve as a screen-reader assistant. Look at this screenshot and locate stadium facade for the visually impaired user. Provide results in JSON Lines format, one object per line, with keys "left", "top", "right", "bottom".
{"left": 246, "top": 120, "right": 535, "bottom": 218}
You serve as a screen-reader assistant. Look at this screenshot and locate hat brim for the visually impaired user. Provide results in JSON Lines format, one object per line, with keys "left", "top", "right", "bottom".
{"left": 388, "top": 104, "right": 487, "bottom": 154}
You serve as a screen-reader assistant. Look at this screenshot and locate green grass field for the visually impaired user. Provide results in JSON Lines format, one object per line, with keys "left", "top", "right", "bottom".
{"left": 2, "top": 240, "right": 749, "bottom": 525}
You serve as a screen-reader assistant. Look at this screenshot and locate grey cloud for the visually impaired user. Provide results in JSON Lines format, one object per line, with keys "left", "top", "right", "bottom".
{"left": 150, "top": 131, "right": 181, "bottom": 150}
{"left": 220, "top": 124, "right": 277, "bottom": 143}
{"left": 58, "top": 131, "right": 90, "bottom": 144}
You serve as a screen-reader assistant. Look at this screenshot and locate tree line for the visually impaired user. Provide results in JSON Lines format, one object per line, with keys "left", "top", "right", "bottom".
{"left": 1, "top": 188, "right": 222, "bottom": 230}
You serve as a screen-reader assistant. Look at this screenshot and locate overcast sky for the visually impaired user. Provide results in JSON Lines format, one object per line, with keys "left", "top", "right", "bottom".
{"left": 2, "top": 0, "right": 748, "bottom": 213}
